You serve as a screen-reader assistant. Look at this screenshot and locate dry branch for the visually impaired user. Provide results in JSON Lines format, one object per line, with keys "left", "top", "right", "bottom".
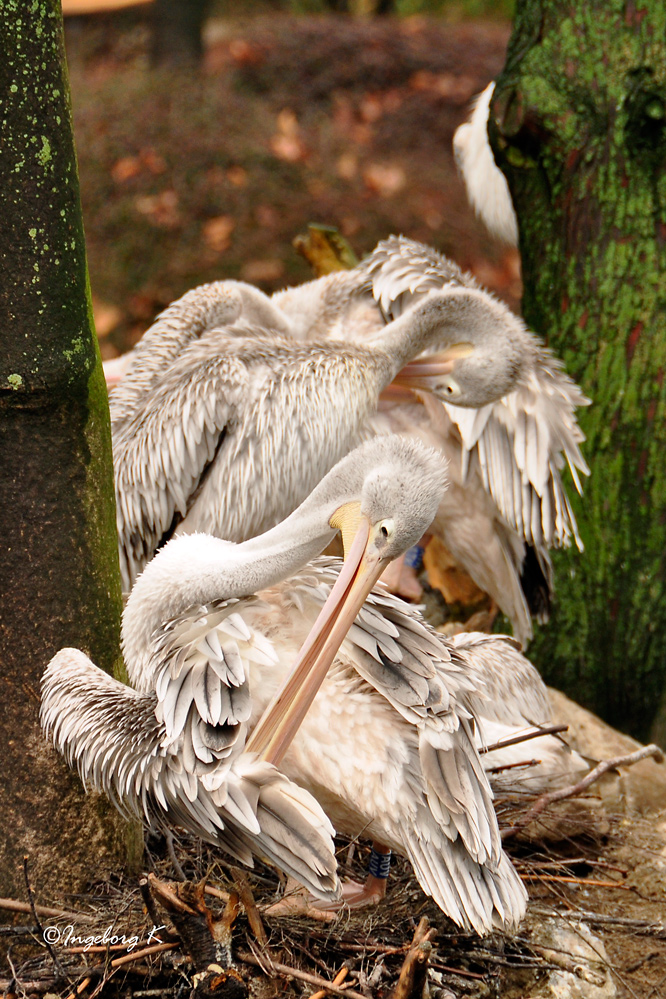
{"left": 501, "top": 744, "right": 664, "bottom": 839}
{"left": 309, "top": 964, "right": 349, "bottom": 999}
{"left": 392, "top": 917, "right": 436, "bottom": 999}
{"left": 229, "top": 867, "right": 268, "bottom": 947}
{"left": 238, "top": 950, "right": 367, "bottom": 999}
{"left": 0, "top": 897, "right": 95, "bottom": 923}
{"left": 479, "top": 724, "right": 569, "bottom": 754}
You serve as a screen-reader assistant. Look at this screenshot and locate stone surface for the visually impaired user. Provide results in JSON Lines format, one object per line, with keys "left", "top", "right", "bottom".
{"left": 525, "top": 917, "right": 617, "bottom": 999}
{"left": 548, "top": 687, "right": 666, "bottom": 814}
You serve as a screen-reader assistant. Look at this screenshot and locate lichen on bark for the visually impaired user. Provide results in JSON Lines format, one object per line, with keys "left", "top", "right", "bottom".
{"left": 492, "top": 0, "right": 666, "bottom": 740}
{"left": 0, "top": 0, "right": 129, "bottom": 901}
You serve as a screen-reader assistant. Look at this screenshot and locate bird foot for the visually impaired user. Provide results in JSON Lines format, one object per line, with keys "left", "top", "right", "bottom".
{"left": 263, "top": 875, "right": 386, "bottom": 921}
{"left": 380, "top": 554, "right": 423, "bottom": 601}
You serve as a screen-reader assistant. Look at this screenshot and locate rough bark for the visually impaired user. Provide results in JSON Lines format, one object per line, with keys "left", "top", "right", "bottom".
{"left": 0, "top": 0, "right": 131, "bottom": 902}
{"left": 491, "top": 0, "right": 666, "bottom": 741}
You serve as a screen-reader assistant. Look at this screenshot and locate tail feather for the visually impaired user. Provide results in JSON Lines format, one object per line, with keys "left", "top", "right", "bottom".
{"left": 41, "top": 649, "right": 338, "bottom": 900}
{"left": 405, "top": 814, "right": 527, "bottom": 935}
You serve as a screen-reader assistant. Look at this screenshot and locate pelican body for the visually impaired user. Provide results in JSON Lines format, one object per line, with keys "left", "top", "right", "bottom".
{"left": 453, "top": 82, "right": 519, "bottom": 246}
{"left": 42, "top": 437, "right": 527, "bottom": 935}
{"left": 272, "top": 236, "right": 589, "bottom": 644}
{"left": 111, "top": 282, "right": 517, "bottom": 591}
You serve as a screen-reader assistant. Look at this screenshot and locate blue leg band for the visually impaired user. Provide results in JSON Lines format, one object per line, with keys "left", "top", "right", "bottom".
{"left": 367, "top": 847, "right": 392, "bottom": 879}
{"left": 404, "top": 544, "right": 425, "bottom": 570}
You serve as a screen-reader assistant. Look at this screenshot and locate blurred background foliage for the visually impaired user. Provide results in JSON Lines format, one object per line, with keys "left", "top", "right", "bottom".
{"left": 64, "top": 0, "right": 517, "bottom": 359}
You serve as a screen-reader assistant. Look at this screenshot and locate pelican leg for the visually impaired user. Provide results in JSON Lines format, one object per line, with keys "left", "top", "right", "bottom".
{"left": 380, "top": 535, "right": 430, "bottom": 601}
{"left": 264, "top": 843, "right": 391, "bottom": 920}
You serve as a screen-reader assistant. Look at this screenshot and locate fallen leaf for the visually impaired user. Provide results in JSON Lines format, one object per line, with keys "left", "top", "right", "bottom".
{"left": 226, "top": 165, "right": 248, "bottom": 187}
{"left": 228, "top": 38, "right": 265, "bottom": 66}
{"left": 92, "top": 297, "right": 122, "bottom": 338}
{"left": 255, "top": 205, "right": 278, "bottom": 227}
{"left": 270, "top": 109, "right": 307, "bottom": 163}
{"left": 409, "top": 71, "right": 476, "bottom": 101}
{"left": 141, "top": 148, "right": 167, "bottom": 175}
{"left": 135, "top": 190, "right": 181, "bottom": 228}
{"left": 111, "top": 156, "right": 142, "bottom": 183}
{"left": 363, "top": 163, "right": 407, "bottom": 197}
{"left": 241, "top": 259, "right": 285, "bottom": 284}
{"left": 202, "top": 215, "right": 235, "bottom": 253}
{"left": 341, "top": 216, "right": 361, "bottom": 237}
{"left": 336, "top": 152, "right": 358, "bottom": 180}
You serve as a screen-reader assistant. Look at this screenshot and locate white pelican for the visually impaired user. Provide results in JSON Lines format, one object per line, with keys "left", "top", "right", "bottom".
{"left": 41, "top": 436, "right": 527, "bottom": 935}
{"left": 453, "top": 82, "right": 519, "bottom": 247}
{"left": 112, "top": 285, "right": 530, "bottom": 591}
{"left": 108, "top": 279, "right": 294, "bottom": 425}
{"left": 272, "top": 236, "right": 590, "bottom": 645}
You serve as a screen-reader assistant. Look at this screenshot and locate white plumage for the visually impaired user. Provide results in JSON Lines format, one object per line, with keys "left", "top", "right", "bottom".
{"left": 41, "top": 437, "right": 527, "bottom": 935}
{"left": 453, "top": 82, "right": 519, "bottom": 246}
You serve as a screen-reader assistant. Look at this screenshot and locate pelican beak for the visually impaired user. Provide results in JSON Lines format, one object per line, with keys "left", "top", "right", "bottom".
{"left": 245, "top": 506, "right": 390, "bottom": 766}
{"left": 391, "top": 342, "right": 474, "bottom": 394}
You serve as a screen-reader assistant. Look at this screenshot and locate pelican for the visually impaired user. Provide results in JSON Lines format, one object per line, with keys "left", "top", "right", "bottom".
{"left": 42, "top": 436, "right": 527, "bottom": 935}
{"left": 108, "top": 279, "right": 294, "bottom": 426}
{"left": 112, "top": 284, "right": 528, "bottom": 591}
{"left": 453, "top": 82, "right": 518, "bottom": 247}
{"left": 272, "top": 236, "right": 589, "bottom": 645}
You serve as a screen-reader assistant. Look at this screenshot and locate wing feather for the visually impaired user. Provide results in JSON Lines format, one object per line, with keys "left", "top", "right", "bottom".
{"left": 114, "top": 344, "right": 247, "bottom": 590}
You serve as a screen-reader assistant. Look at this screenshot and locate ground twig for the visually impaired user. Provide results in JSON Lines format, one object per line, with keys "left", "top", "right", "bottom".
{"left": 392, "top": 917, "right": 436, "bottom": 999}
{"left": 238, "top": 950, "right": 366, "bottom": 999}
{"left": 502, "top": 744, "right": 664, "bottom": 840}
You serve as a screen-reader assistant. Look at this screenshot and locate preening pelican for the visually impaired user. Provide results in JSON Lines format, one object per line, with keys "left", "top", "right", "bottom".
{"left": 112, "top": 284, "right": 525, "bottom": 591}
{"left": 273, "top": 236, "right": 589, "bottom": 645}
{"left": 453, "top": 82, "right": 518, "bottom": 247}
{"left": 42, "top": 436, "right": 527, "bottom": 935}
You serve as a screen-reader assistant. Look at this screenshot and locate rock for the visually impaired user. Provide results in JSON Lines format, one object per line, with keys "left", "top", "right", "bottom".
{"left": 525, "top": 917, "right": 616, "bottom": 999}
{"left": 548, "top": 687, "right": 666, "bottom": 815}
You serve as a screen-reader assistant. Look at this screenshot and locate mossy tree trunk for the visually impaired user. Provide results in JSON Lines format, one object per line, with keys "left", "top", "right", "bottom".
{"left": 491, "top": 0, "right": 666, "bottom": 742}
{"left": 0, "top": 0, "right": 129, "bottom": 902}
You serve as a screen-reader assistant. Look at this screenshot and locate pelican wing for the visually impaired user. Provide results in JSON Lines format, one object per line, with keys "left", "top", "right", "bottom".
{"left": 444, "top": 356, "right": 590, "bottom": 551}
{"left": 109, "top": 281, "right": 245, "bottom": 428}
{"left": 283, "top": 560, "right": 503, "bottom": 866}
{"left": 113, "top": 340, "right": 248, "bottom": 590}
{"left": 445, "top": 632, "right": 552, "bottom": 726}
{"left": 364, "top": 235, "right": 590, "bottom": 551}
{"left": 149, "top": 596, "right": 278, "bottom": 781}
{"left": 41, "top": 649, "right": 338, "bottom": 900}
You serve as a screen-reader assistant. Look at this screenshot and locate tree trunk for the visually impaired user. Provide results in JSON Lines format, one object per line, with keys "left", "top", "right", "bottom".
{"left": 491, "top": 0, "right": 666, "bottom": 742}
{"left": 0, "top": 0, "right": 131, "bottom": 902}
{"left": 151, "top": 0, "right": 209, "bottom": 68}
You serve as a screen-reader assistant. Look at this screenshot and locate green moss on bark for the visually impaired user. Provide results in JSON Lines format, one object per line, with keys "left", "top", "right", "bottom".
{"left": 492, "top": 0, "right": 666, "bottom": 740}
{"left": 0, "top": 0, "right": 127, "bottom": 901}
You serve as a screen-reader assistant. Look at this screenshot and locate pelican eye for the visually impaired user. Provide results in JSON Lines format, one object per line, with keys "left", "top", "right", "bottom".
{"left": 377, "top": 519, "right": 394, "bottom": 540}
{"left": 439, "top": 377, "right": 461, "bottom": 399}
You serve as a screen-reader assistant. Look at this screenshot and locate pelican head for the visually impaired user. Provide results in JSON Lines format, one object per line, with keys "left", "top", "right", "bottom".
{"left": 327, "top": 434, "right": 448, "bottom": 563}
{"left": 384, "top": 287, "right": 533, "bottom": 408}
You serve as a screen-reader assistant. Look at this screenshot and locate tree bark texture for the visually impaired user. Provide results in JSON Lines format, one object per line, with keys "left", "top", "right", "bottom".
{"left": 491, "top": 0, "right": 666, "bottom": 741}
{"left": 0, "top": 0, "right": 129, "bottom": 902}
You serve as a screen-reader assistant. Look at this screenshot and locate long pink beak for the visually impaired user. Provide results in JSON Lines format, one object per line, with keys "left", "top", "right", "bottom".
{"left": 245, "top": 518, "right": 388, "bottom": 766}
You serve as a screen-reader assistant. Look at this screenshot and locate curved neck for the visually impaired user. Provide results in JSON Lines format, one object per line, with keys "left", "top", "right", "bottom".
{"left": 121, "top": 489, "right": 345, "bottom": 683}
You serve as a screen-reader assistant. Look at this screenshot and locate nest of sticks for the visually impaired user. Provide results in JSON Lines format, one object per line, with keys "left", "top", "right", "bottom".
{"left": 2, "top": 739, "right": 665, "bottom": 999}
